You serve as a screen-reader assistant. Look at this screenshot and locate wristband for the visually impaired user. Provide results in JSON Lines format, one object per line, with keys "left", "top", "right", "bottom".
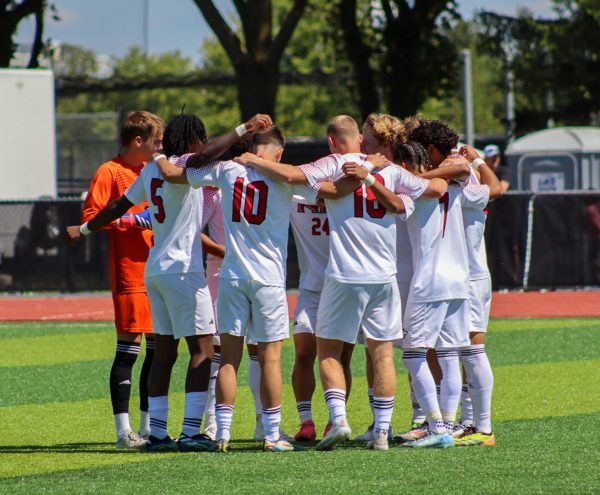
{"left": 364, "top": 173, "right": 376, "bottom": 187}
{"left": 153, "top": 153, "right": 167, "bottom": 162}
{"left": 79, "top": 222, "right": 92, "bottom": 236}
{"left": 235, "top": 124, "right": 247, "bottom": 137}
{"left": 473, "top": 158, "right": 485, "bottom": 168}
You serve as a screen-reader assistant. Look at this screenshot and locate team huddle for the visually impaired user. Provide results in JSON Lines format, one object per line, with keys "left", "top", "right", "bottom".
{"left": 67, "top": 109, "right": 502, "bottom": 453}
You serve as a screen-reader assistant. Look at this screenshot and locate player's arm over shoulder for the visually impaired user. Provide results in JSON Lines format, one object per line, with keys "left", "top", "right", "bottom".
{"left": 82, "top": 164, "right": 119, "bottom": 229}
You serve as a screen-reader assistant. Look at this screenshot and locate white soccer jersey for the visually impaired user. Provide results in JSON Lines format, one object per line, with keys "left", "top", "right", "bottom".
{"left": 396, "top": 217, "right": 413, "bottom": 285}
{"left": 462, "top": 168, "right": 491, "bottom": 281}
{"left": 125, "top": 154, "right": 204, "bottom": 278}
{"left": 300, "top": 158, "right": 428, "bottom": 284}
{"left": 405, "top": 183, "right": 490, "bottom": 303}
{"left": 187, "top": 160, "right": 318, "bottom": 286}
{"left": 201, "top": 186, "right": 226, "bottom": 265}
{"left": 290, "top": 201, "right": 330, "bottom": 292}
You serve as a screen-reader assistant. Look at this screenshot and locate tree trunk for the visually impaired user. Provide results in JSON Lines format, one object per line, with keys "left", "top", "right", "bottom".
{"left": 234, "top": 60, "right": 279, "bottom": 120}
{"left": 0, "top": 19, "right": 17, "bottom": 67}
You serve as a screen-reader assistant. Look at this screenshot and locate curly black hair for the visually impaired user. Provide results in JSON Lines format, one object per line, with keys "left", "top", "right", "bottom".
{"left": 393, "top": 141, "right": 430, "bottom": 174}
{"left": 162, "top": 114, "right": 207, "bottom": 157}
{"left": 408, "top": 119, "right": 459, "bottom": 157}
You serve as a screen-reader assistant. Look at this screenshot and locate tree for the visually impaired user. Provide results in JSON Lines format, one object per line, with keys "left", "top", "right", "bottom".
{"left": 338, "top": 0, "right": 460, "bottom": 119}
{"left": 191, "top": 0, "right": 308, "bottom": 120}
{"left": 0, "top": 0, "right": 57, "bottom": 67}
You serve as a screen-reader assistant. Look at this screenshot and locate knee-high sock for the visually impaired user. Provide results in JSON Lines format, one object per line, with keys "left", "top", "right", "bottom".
{"left": 110, "top": 341, "right": 140, "bottom": 437}
{"left": 138, "top": 338, "right": 154, "bottom": 435}
{"left": 436, "top": 349, "right": 462, "bottom": 426}
{"left": 402, "top": 349, "right": 445, "bottom": 433}
{"left": 204, "top": 352, "right": 220, "bottom": 421}
{"left": 460, "top": 344, "right": 494, "bottom": 433}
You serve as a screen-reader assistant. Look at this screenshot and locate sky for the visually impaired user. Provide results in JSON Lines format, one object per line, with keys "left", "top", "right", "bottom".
{"left": 16, "top": 0, "right": 557, "bottom": 64}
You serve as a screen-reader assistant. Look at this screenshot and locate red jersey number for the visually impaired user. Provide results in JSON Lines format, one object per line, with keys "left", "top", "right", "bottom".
{"left": 150, "top": 178, "right": 166, "bottom": 223}
{"left": 354, "top": 174, "right": 386, "bottom": 218}
{"left": 311, "top": 217, "right": 330, "bottom": 236}
{"left": 232, "top": 178, "right": 268, "bottom": 225}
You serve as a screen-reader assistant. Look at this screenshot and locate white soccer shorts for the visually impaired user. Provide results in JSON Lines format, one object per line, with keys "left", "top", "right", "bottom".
{"left": 402, "top": 298, "right": 470, "bottom": 350}
{"left": 217, "top": 278, "right": 289, "bottom": 343}
{"left": 146, "top": 272, "right": 216, "bottom": 340}
{"left": 316, "top": 276, "right": 403, "bottom": 344}
{"left": 292, "top": 288, "right": 321, "bottom": 335}
{"left": 469, "top": 277, "right": 492, "bottom": 333}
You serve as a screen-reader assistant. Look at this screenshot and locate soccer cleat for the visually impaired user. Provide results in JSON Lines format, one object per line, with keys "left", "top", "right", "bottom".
{"left": 263, "top": 439, "right": 303, "bottom": 452}
{"left": 295, "top": 420, "right": 317, "bottom": 441}
{"left": 322, "top": 420, "right": 333, "bottom": 439}
{"left": 145, "top": 435, "right": 178, "bottom": 452}
{"left": 203, "top": 416, "right": 217, "bottom": 441}
{"left": 452, "top": 423, "right": 475, "bottom": 439}
{"left": 367, "top": 429, "right": 389, "bottom": 451}
{"left": 455, "top": 432, "right": 496, "bottom": 446}
{"left": 116, "top": 430, "right": 147, "bottom": 449}
{"left": 214, "top": 439, "right": 231, "bottom": 453}
{"left": 177, "top": 433, "right": 216, "bottom": 452}
{"left": 401, "top": 432, "right": 454, "bottom": 449}
{"left": 393, "top": 422, "right": 428, "bottom": 443}
{"left": 316, "top": 419, "right": 351, "bottom": 451}
{"left": 355, "top": 423, "right": 374, "bottom": 442}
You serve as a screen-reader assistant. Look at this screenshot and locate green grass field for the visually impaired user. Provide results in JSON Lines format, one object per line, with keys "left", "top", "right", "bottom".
{"left": 1, "top": 318, "right": 599, "bottom": 494}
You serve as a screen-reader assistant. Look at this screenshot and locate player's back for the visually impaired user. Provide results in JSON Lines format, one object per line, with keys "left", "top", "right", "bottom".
{"left": 187, "top": 160, "right": 317, "bottom": 286}
{"left": 462, "top": 168, "right": 490, "bottom": 280}
{"left": 127, "top": 155, "right": 204, "bottom": 277}
{"left": 407, "top": 185, "right": 470, "bottom": 303}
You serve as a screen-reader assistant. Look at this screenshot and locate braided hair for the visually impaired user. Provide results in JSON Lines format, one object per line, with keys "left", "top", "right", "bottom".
{"left": 393, "top": 141, "right": 431, "bottom": 174}
{"left": 162, "top": 114, "right": 207, "bottom": 157}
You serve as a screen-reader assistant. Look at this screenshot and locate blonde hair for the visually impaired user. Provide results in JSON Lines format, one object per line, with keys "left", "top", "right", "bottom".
{"left": 363, "top": 113, "right": 407, "bottom": 148}
{"left": 402, "top": 116, "right": 422, "bottom": 135}
{"left": 326, "top": 115, "right": 360, "bottom": 141}
{"left": 120, "top": 111, "right": 165, "bottom": 146}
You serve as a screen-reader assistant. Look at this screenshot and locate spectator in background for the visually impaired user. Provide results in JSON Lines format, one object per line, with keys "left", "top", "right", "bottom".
{"left": 484, "top": 145, "right": 511, "bottom": 192}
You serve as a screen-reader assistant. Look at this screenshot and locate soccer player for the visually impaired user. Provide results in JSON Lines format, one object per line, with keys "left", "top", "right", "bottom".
{"left": 81, "top": 110, "right": 164, "bottom": 449}
{"left": 238, "top": 116, "right": 445, "bottom": 451}
{"left": 68, "top": 113, "right": 272, "bottom": 452}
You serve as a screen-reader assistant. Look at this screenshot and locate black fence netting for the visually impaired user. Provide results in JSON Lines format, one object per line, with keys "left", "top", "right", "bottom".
{"left": 0, "top": 193, "right": 598, "bottom": 292}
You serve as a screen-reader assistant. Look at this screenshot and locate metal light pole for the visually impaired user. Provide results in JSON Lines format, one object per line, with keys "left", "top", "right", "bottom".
{"left": 461, "top": 49, "right": 474, "bottom": 147}
{"left": 502, "top": 40, "right": 516, "bottom": 144}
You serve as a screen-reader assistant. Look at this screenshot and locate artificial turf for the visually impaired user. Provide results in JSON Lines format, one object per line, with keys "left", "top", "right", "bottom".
{"left": 1, "top": 318, "right": 599, "bottom": 494}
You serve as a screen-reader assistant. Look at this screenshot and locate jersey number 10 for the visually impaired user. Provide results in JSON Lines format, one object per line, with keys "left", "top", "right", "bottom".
{"left": 232, "top": 178, "right": 268, "bottom": 225}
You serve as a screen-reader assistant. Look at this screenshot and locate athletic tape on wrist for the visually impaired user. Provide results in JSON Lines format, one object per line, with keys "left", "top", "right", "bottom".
{"left": 473, "top": 158, "right": 485, "bottom": 168}
{"left": 235, "top": 124, "right": 247, "bottom": 137}
{"left": 364, "top": 173, "right": 376, "bottom": 187}
{"left": 80, "top": 222, "right": 92, "bottom": 236}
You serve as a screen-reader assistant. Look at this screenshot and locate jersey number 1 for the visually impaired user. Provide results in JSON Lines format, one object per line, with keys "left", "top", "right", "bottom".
{"left": 150, "top": 178, "right": 166, "bottom": 223}
{"left": 354, "top": 174, "right": 386, "bottom": 218}
{"left": 232, "top": 178, "right": 268, "bottom": 225}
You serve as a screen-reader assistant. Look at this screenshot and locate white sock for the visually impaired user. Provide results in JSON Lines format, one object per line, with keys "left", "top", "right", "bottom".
{"left": 367, "top": 387, "right": 375, "bottom": 421}
{"left": 436, "top": 349, "right": 462, "bottom": 427}
{"left": 460, "top": 344, "right": 494, "bottom": 434}
{"left": 373, "top": 396, "right": 394, "bottom": 436}
{"left": 248, "top": 354, "right": 262, "bottom": 415}
{"left": 215, "top": 403, "right": 234, "bottom": 442}
{"left": 262, "top": 405, "right": 282, "bottom": 442}
{"left": 460, "top": 384, "right": 474, "bottom": 426}
{"left": 139, "top": 410, "right": 150, "bottom": 435}
{"left": 204, "top": 352, "right": 220, "bottom": 422}
{"left": 182, "top": 391, "right": 207, "bottom": 437}
{"left": 324, "top": 388, "right": 346, "bottom": 425}
{"left": 296, "top": 401, "right": 313, "bottom": 422}
{"left": 402, "top": 350, "right": 444, "bottom": 433}
{"left": 410, "top": 387, "right": 426, "bottom": 424}
{"left": 148, "top": 395, "right": 169, "bottom": 439}
{"left": 115, "top": 412, "right": 131, "bottom": 438}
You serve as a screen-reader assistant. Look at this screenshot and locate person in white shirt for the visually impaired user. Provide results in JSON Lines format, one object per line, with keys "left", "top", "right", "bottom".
{"left": 153, "top": 126, "right": 361, "bottom": 452}
{"left": 237, "top": 116, "right": 446, "bottom": 451}
{"left": 66, "top": 113, "right": 271, "bottom": 452}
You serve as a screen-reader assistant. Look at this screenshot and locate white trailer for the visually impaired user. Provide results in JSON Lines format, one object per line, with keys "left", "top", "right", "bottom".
{"left": 0, "top": 69, "right": 57, "bottom": 199}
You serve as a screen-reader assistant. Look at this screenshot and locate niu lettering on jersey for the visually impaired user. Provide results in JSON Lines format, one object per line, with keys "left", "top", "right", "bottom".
{"left": 297, "top": 203, "right": 330, "bottom": 236}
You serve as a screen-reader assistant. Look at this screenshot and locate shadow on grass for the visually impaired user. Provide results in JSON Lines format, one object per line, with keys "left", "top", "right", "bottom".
{"left": 0, "top": 439, "right": 373, "bottom": 455}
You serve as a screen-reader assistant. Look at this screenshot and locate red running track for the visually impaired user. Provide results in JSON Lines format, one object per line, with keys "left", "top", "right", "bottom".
{"left": 0, "top": 291, "right": 599, "bottom": 322}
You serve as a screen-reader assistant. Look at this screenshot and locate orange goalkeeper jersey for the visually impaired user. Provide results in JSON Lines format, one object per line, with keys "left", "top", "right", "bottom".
{"left": 82, "top": 156, "right": 153, "bottom": 294}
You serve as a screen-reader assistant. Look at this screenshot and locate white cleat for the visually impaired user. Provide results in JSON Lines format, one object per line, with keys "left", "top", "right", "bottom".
{"left": 116, "top": 430, "right": 147, "bottom": 449}
{"left": 367, "top": 429, "right": 389, "bottom": 451}
{"left": 203, "top": 417, "right": 217, "bottom": 441}
{"left": 316, "top": 419, "right": 352, "bottom": 451}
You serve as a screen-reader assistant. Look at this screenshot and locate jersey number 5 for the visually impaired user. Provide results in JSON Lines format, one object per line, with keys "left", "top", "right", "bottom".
{"left": 150, "top": 178, "right": 166, "bottom": 223}
{"left": 232, "top": 178, "right": 268, "bottom": 225}
{"left": 354, "top": 174, "right": 386, "bottom": 218}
